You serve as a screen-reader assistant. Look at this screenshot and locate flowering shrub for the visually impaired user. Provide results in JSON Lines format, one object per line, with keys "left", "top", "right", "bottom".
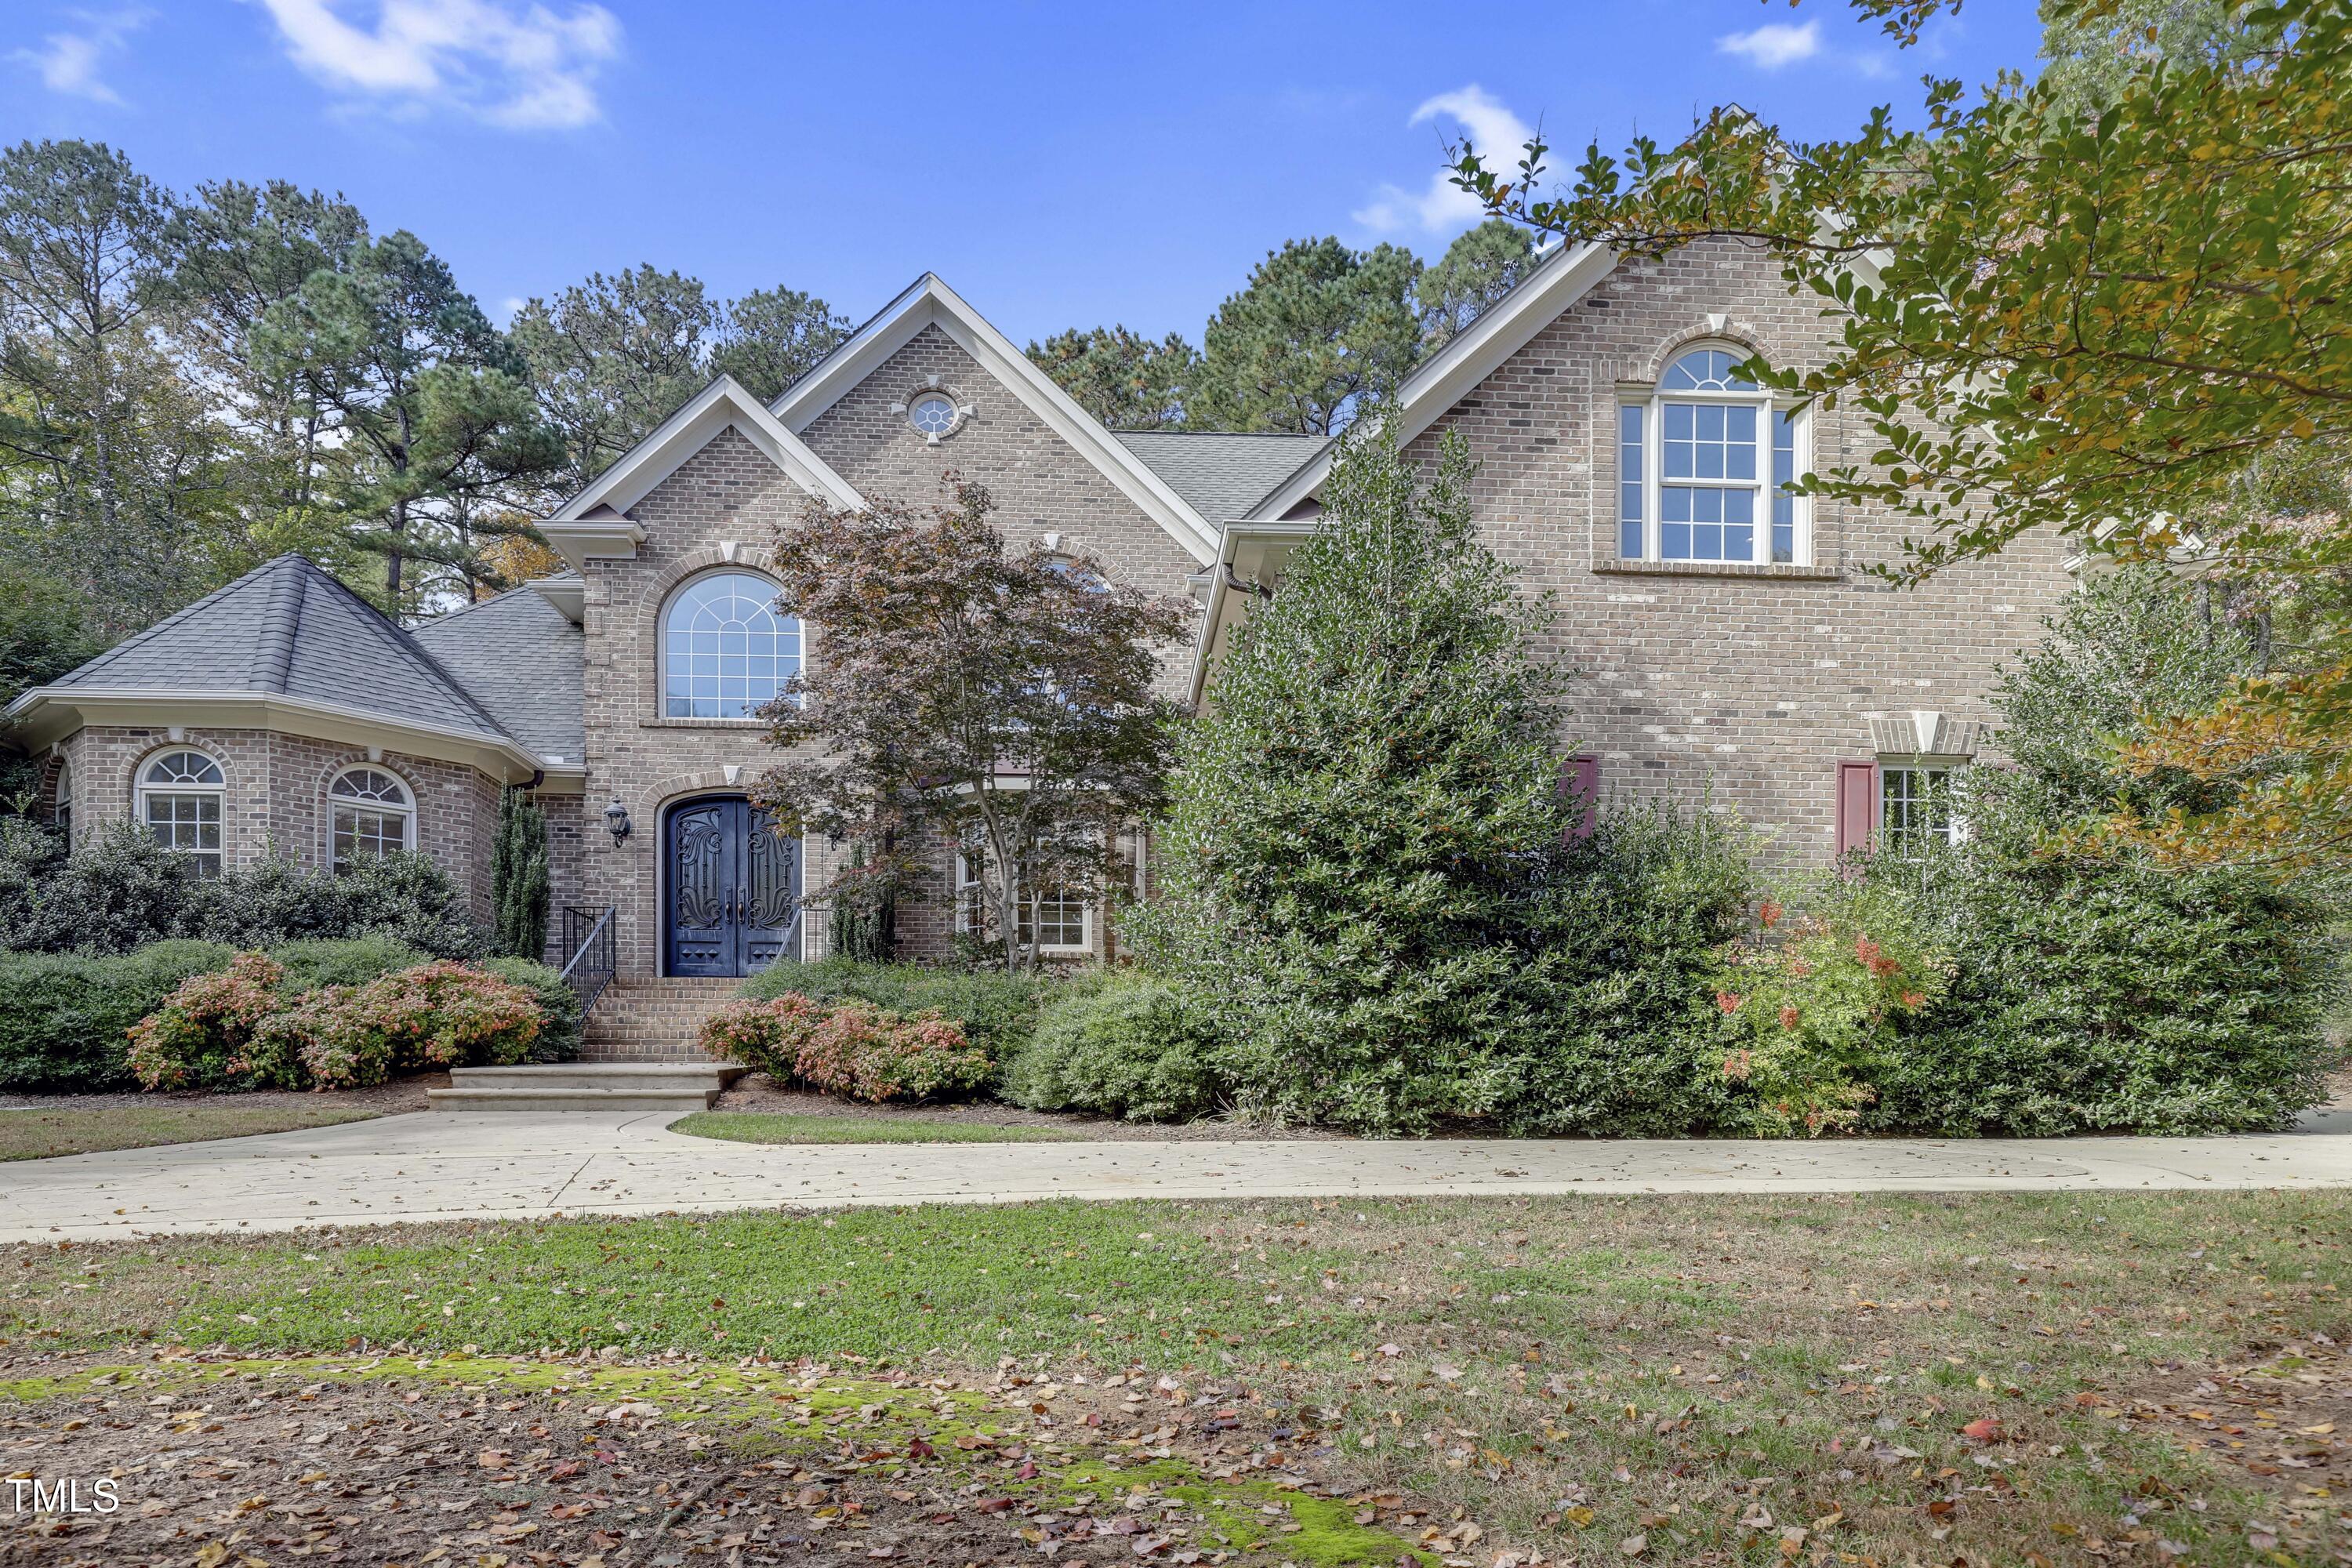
{"left": 129, "top": 956, "right": 543, "bottom": 1092}
{"left": 125, "top": 952, "right": 288, "bottom": 1091}
{"left": 1708, "top": 882, "right": 1952, "bottom": 1136}
{"left": 697, "top": 993, "right": 829, "bottom": 1080}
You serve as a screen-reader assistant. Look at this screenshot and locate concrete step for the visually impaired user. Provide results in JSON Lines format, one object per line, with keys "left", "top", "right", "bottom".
{"left": 426, "top": 1062, "right": 743, "bottom": 1113}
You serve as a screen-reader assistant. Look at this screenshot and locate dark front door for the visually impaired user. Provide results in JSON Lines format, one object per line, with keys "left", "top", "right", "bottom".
{"left": 665, "top": 797, "right": 800, "bottom": 978}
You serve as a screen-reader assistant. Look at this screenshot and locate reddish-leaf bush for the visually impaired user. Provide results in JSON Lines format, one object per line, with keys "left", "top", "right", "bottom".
{"left": 697, "top": 993, "right": 829, "bottom": 1080}
{"left": 130, "top": 956, "right": 543, "bottom": 1092}
{"left": 700, "top": 990, "right": 991, "bottom": 1104}
{"left": 125, "top": 952, "right": 289, "bottom": 1091}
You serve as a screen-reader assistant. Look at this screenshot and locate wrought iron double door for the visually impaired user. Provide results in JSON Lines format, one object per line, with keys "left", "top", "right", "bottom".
{"left": 664, "top": 797, "right": 799, "bottom": 978}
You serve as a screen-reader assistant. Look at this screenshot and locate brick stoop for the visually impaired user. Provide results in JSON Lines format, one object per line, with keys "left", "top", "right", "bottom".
{"left": 579, "top": 977, "right": 743, "bottom": 1063}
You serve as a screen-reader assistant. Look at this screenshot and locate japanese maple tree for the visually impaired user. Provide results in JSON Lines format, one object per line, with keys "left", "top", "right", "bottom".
{"left": 750, "top": 481, "right": 1192, "bottom": 970}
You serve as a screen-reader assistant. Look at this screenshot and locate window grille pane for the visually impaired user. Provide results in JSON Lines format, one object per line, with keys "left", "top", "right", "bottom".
{"left": 1773, "top": 408, "right": 1796, "bottom": 562}
{"left": 1617, "top": 405, "right": 1644, "bottom": 558}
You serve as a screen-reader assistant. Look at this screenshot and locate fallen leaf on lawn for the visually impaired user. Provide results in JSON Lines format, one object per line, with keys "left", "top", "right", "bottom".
{"left": 1961, "top": 1417, "right": 2002, "bottom": 1443}
{"left": 476, "top": 1449, "right": 514, "bottom": 1470}
{"left": 1620, "top": 1534, "right": 1646, "bottom": 1557}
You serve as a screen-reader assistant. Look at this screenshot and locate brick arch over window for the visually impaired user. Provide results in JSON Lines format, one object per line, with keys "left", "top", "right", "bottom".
{"left": 1630, "top": 321, "right": 1776, "bottom": 384}
{"left": 303, "top": 753, "right": 426, "bottom": 871}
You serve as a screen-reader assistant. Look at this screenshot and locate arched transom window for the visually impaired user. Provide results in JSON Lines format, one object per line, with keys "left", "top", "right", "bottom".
{"left": 661, "top": 572, "right": 801, "bottom": 720}
{"left": 139, "top": 749, "right": 225, "bottom": 877}
{"left": 328, "top": 764, "right": 414, "bottom": 872}
{"left": 1619, "top": 347, "right": 1808, "bottom": 565}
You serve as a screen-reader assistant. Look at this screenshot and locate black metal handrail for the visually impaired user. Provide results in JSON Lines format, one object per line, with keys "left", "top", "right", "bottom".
{"left": 557, "top": 905, "right": 617, "bottom": 1017}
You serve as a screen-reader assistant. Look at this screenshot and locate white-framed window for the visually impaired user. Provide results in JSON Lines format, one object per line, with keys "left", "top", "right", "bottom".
{"left": 909, "top": 392, "right": 957, "bottom": 438}
{"left": 1619, "top": 346, "right": 1808, "bottom": 565}
{"left": 1880, "top": 764, "right": 1962, "bottom": 855}
{"left": 954, "top": 844, "right": 1093, "bottom": 955}
{"left": 138, "top": 749, "right": 225, "bottom": 877}
{"left": 328, "top": 764, "right": 415, "bottom": 872}
{"left": 659, "top": 571, "right": 802, "bottom": 720}
{"left": 48, "top": 757, "right": 71, "bottom": 837}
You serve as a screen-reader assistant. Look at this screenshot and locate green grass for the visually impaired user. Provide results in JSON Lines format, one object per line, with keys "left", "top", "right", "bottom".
{"left": 669, "top": 1110, "right": 1086, "bottom": 1145}
{"left": 0, "top": 1102, "right": 380, "bottom": 1161}
{"left": 6, "top": 1191, "right": 2350, "bottom": 1564}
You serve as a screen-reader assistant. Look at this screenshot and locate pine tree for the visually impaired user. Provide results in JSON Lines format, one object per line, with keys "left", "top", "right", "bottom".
{"left": 1131, "top": 421, "right": 1572, "bottom": 1132}
{"left": 491, "top": 788, "right": 550, "bottom": 960}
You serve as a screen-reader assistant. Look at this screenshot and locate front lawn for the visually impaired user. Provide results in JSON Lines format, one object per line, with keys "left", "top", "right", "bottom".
{"left": 0, "top": 1098, "right": 387, "bottom": 1160}
{"left": 8, "top": 1192, "right": 2350, "bottom": 1563}
{"left": 671, "top": 1109, "right": 1087, "bottom": 1145}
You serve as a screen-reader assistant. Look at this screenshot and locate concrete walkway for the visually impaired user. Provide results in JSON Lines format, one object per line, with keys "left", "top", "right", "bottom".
{"left": 5, "top": 1103, "right": 2352, "bottom": 1244}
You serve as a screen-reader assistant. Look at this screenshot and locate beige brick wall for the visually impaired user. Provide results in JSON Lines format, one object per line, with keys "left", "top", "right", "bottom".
{"left": 1402, "top": 237, "right": 2078, "bottom": 867}
{"left": 57, "top": 724, "right": 501, "bottom": 922}
{"left": 575, "top": 328, "right": 1205, "bottom": 975}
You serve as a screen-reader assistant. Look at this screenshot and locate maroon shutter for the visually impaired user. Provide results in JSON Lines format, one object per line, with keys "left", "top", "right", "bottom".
{"left": 1561, "top": 754, "right": 1600, "bottom": 841}
{"left": 1835, "top": 760, "right": 1879, "bottom": 861}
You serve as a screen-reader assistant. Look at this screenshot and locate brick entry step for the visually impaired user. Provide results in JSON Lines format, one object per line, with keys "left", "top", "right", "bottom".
{"left": 427, "top": 1062, "right": 745, "bottom": 1113}
{"left": 578, "top": 976, "right": 746, "bottom": 1063}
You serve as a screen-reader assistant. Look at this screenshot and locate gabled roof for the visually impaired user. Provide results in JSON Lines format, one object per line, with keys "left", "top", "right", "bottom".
{"left": 772, "top": 274, "right": 1223, "bottom": 565}
{"left": 1115, "top": 432, "right": 1331, "bottom": 528}
{"left": 5, "top": 554, "right": 548, "bottom": 780}
{"left": 1241, "top": 241, "right": 1618, "bottom": 521}
{"left": 410, "top": 583, "right": 585, "bottom": 765}
{"left": 541, "top": 376, "right": 862, "bottom": 569}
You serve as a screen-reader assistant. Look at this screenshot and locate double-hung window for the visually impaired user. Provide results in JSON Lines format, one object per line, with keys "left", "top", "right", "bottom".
{"left": 139, "top": 750, "right": 226, "bottom": 876}
{"left": 1619, "top": 347, "right": 1807, "bottom": 565}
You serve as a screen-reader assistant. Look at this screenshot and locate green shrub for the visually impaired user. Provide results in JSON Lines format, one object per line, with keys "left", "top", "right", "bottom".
{"left": 270, "top": 936, "right": 426, "bottom": 992}
{"left": 1500, "top": 800, "right": 1758, "bottom": 1138}
{"left": 0, "top": 821, "right": 198, "bottom": 955}
{"left": 194, "top": 850, "right": 484, "bottom": 959}
{"left": 1002, "top": 977, "right": 1225, "bottom": 1122}
{"left": 1129, "top": 425, "right": 1576, "bottom": 1135}
{"left": 0, "top": 939, "right": 234, "bottom": 1091}
{"left": 1709, "top": 879, "right": 1951, "bottom": 1136}
{"left": 1864, "top": 848, "right": 2337, "bottom": 1135}
{"left": 479, "top": 956, "right": 581, "bottom": 1062}
{"left": 742, "top": 959, "right": 1069, "bottom": 1059}
{"left": 125, "top": 952, "right": 291, "bottom": 1091}
{"left": 791, "top": 1000, "right": 992, "bottom": 1104}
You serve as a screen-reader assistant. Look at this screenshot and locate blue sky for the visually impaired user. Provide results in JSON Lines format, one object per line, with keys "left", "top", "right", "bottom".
{"left": 2, "top": 1, "right": 2045, "bottom": 346}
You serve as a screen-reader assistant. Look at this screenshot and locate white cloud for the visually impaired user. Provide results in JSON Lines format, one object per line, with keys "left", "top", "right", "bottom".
{"left": 250, "top": 0, "right": 622, "bottom": 129}
{"left": 1715, "top": 20, "right": 1823, "bottom": 70}
{"left": 10, "top": 8, "right": 147, "bottom": 105}
{"left": 1352, "top": 84, "right": 1534, "bottom": 238}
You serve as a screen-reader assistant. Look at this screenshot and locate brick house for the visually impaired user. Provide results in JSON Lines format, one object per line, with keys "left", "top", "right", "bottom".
{"left": 5, "top": 245, "right": 2077, "bottom": 985}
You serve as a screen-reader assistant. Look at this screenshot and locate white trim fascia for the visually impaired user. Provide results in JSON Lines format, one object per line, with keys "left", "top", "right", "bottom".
{"left": 529, "top": 574, "right": 586, "bottom": 624}
{"left": 541, "top": 376, "right": 863, "bottom": 570}
{"left": 5, "top": 687, "right": 556, "bottom": 785}
{"left": 1184, "top": 519, "right": 1316, "bottom": 703}
{"left": 771, "top": 274, "right": 1221, "bottom": 567}
{"left": 1243, "top": 242, "right": 1621, "bottom": 524}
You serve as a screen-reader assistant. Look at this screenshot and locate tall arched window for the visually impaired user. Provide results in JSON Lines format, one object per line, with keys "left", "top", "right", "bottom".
{"left": 660, "top": 572, "right": 801, "bottom": 720}
{"left": 328, "top": 764, "right": 414, "bottom": 872}
{"left": 139, "top": 749, "right": 225, "bottom": 876}
{"left": 1618, "top": 346, "right": 1807, "bottom": 565}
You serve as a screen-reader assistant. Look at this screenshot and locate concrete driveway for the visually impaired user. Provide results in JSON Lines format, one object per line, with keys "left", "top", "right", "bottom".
{"left": 5, "top": 1102, "right": 2351, "bottom": 1244}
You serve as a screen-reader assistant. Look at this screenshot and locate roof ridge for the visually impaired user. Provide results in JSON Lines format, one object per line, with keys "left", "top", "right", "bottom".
{"left": 411, "top": 580, "right": 546, "bottom": 630}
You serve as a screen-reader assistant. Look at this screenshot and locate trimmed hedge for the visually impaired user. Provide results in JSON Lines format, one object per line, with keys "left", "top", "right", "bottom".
{"left": 0, "top": 940, "right": 235, "bottom": 1091}
{"left": 1000, "top": 977, "right": 1225, "bottom": 1122}
{"left": 481, "top": 956, "right": 582, "bottom": 1063}
{"left": 699, "top": 991, "right": 992, "bottom": 1104}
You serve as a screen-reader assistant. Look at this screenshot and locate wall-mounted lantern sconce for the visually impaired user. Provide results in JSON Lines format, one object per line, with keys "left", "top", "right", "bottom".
{"left": 603, "top": 797, "right": 632, "bottom": 845}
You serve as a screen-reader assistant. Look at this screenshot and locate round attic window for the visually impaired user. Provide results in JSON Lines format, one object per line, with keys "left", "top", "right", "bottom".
{"left": 909, "top": 392, "right": 958, "bottom": 440}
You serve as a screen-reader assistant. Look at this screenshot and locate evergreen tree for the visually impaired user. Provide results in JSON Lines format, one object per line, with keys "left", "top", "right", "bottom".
{"left": 490, "top": 787, "right": 550, "bottom": 960}
{"left": 1418, "top": 219, "right": 1538, "bottom": 348}
{"left": 1131, "top": 422, "right": 1571, "bottom": 1132}
{"left": 1027, "top": 325, "right": 1196, "bottom": 430}
{"left": 509, "top": 266, "right": 717, "bottom": 490}
{"left": 710, "top": 285, "right": 851, "bottom": 402}
{"left": 1189, "top": 237, "right": 1422, "bottom": 434}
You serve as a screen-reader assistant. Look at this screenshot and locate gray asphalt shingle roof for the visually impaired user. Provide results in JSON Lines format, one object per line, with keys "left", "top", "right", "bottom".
{"left": 46, "top": 553, "right": 520, "bottom": 749}
{"left": 409, "top": 583, "right": 585, "bottom": 764}
{"left": 1115, "top": 431, "right": 1330, "bottom": 526}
